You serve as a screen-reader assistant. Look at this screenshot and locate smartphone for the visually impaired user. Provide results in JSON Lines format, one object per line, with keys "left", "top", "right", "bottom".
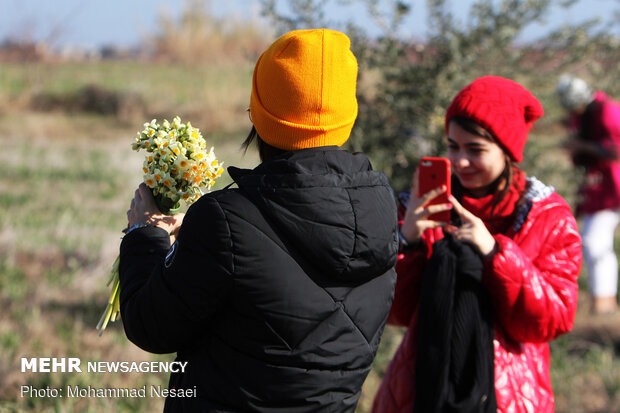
{"left": 418, "top": 157, "right": 451, "bottom": 222}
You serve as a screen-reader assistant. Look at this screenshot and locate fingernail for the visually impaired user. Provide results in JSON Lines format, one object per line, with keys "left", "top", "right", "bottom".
{"left": 441, "top": 185, "right": 447, "bottom": 190}
{"left": 448, "top": 195, "right": 455, "bottom": 201}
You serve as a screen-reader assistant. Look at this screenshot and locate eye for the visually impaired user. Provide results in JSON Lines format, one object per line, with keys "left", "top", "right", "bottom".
{"left": 466, "top": 145, "right": 486, "bottom": 154}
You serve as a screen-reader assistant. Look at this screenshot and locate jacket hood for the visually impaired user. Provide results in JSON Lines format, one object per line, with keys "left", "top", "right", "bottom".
{"left": 228, "top": 147, "right": 398, "bottom": 282}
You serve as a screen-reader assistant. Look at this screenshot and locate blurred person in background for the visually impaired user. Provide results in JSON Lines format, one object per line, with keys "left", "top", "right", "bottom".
{"left": 556, "top": 74, "right": 620, "bottom": 314}
{"left": 121, "top": 28, "right": 398, "bottom": 412}
{"left": 372, "top": 76, "right": 582, "bottom": 413}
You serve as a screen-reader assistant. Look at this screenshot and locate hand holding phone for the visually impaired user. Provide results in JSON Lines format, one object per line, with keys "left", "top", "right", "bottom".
{"left": 417, "top": 157, "right": 451, "bottom": 222}
{"left": 399, "top": 157, "right": 452, "bottom": 246}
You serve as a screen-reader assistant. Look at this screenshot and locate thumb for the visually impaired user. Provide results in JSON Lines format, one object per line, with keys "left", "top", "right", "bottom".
{"left": 138, "top": 183, "right": 159, "bottom": 210}
{"left": 448, "top": 195, "right": 476, "bottom": 221}
{"left": 138, "top": 183, "right": 154, "bottom": 199}
{"left": 407, "top": 169, "right": 420, "bottom": 210}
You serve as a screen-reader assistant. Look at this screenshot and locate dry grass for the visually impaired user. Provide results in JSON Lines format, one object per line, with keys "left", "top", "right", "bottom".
{"left": 2, "top": 96, "right": 620, "bottom": 413}
{"left": 0, "top": 107, "right": 257, "bottom": 412}
{"left": 0, "top": 17, "right": 619, "bottom": 409}
{"left": 150, "top": 0, "right": 272, "bottom": 65}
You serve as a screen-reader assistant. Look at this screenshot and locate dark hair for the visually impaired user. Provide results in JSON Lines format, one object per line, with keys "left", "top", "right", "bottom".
{"left": 241, "top": 126, "right": 287, "bottom": 162}
{"left": 449, "top": 116, "right": 525, "bottom": 229}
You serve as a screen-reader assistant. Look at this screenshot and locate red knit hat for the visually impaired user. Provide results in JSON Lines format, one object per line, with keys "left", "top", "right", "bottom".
{"left": 445, "top": 76, "right": 544, "bottom": 162}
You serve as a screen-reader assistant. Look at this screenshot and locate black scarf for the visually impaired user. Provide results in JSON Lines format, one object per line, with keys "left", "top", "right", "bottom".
{"left": 413, "top": 237, "right": 496, "bottom": 413}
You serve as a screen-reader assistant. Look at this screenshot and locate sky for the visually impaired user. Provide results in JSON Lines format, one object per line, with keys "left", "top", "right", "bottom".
{"left": 0, "top": 0, "right": 618, "bottom": 50}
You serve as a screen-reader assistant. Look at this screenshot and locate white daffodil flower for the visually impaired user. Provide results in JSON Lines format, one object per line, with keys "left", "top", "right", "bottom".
{"left": 98, "top": 116, "right": 225, "bottom": 336}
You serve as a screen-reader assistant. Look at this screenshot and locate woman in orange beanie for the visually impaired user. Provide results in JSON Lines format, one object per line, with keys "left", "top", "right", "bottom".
{"left": 372, "top": 76, "right": 582, "bottom": 413}
{"left": 120, "top": 29, "right": 398, "bottom": 413}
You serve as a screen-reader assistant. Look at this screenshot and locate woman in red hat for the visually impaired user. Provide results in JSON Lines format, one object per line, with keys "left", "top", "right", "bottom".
{"left": 371, "top": 76, "right": 582, "bottom": 413}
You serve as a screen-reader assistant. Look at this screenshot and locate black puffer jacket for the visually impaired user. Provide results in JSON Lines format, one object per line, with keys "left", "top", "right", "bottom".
{"left": 119, "top": 147, "right": 398, "bottom": 412}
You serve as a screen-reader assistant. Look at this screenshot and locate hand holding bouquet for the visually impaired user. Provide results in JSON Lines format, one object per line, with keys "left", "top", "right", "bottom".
{"left": 97, "top": 116, "right": 224, "bottom": 335}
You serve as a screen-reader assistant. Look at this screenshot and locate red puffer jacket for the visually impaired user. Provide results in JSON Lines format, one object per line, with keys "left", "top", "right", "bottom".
{"left": 372, "top": 178, "right": 582, "bottom": 413}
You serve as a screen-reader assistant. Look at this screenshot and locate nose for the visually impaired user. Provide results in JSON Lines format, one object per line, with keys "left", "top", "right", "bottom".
{"left": 451, "top": 151, "right": 470, "bottom": 169}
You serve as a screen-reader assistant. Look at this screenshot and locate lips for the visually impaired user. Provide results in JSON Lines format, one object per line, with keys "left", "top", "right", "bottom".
{"left": 456, "top": 170, "right": 477, "bottom": 181}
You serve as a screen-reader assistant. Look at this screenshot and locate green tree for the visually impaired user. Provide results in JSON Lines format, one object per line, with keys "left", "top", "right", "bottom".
{"left": 260, "top": 0, "right": 610, "bottom": 190}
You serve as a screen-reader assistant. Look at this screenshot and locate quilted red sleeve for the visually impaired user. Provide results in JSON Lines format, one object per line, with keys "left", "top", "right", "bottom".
{"left": 483, "top": 208, "right": 582, "bottom": 343}
{"left": 387, "top": 249, "right": 426, "bottom": 326}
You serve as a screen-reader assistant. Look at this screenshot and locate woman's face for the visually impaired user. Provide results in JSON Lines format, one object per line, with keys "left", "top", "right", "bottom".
{"left": 447, "top": 120, "right": 507, "bottom": 196}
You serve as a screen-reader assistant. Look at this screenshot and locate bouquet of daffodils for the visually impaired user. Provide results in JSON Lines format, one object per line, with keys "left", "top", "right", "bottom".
{"left": 97, "top": 116, "right": 224, "bottom": 335}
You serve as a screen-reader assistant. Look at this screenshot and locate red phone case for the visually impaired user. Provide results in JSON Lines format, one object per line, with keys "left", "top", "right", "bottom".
{"left": 418, "top": 157, "right": 451, "bottom": 222}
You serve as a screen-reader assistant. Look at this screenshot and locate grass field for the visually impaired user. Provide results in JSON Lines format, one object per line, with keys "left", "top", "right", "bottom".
{"left": 1, "top": 59, "right": 620, "bottom": 413}
{"left": 0, "top": 105, "right": 258, "bottom": 412}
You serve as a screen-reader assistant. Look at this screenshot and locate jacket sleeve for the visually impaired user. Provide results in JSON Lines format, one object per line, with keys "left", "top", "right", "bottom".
{"left": 119, "top": 196, "right": 234, "bottom": 354}
{"left": 483, "top": 208, "right": 582, "bottom": 343}
{"left": 387, "top": 249, "right": 426, "bottom": 326}
{"left": 599, "top": 99, "right": 620, "bottom": 154}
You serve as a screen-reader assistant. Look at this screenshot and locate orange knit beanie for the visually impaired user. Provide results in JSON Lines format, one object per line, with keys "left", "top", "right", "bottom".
{"left": 250, "top": 29, "right": 358, "bottom": 150}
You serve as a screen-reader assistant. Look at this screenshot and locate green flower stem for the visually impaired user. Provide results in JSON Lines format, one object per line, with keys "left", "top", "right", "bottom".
{"left": 154, "top": 191, "right": 181, "bottom": 216}
{"left": 96, "top": 255, "right": 120, "bottom": 336}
